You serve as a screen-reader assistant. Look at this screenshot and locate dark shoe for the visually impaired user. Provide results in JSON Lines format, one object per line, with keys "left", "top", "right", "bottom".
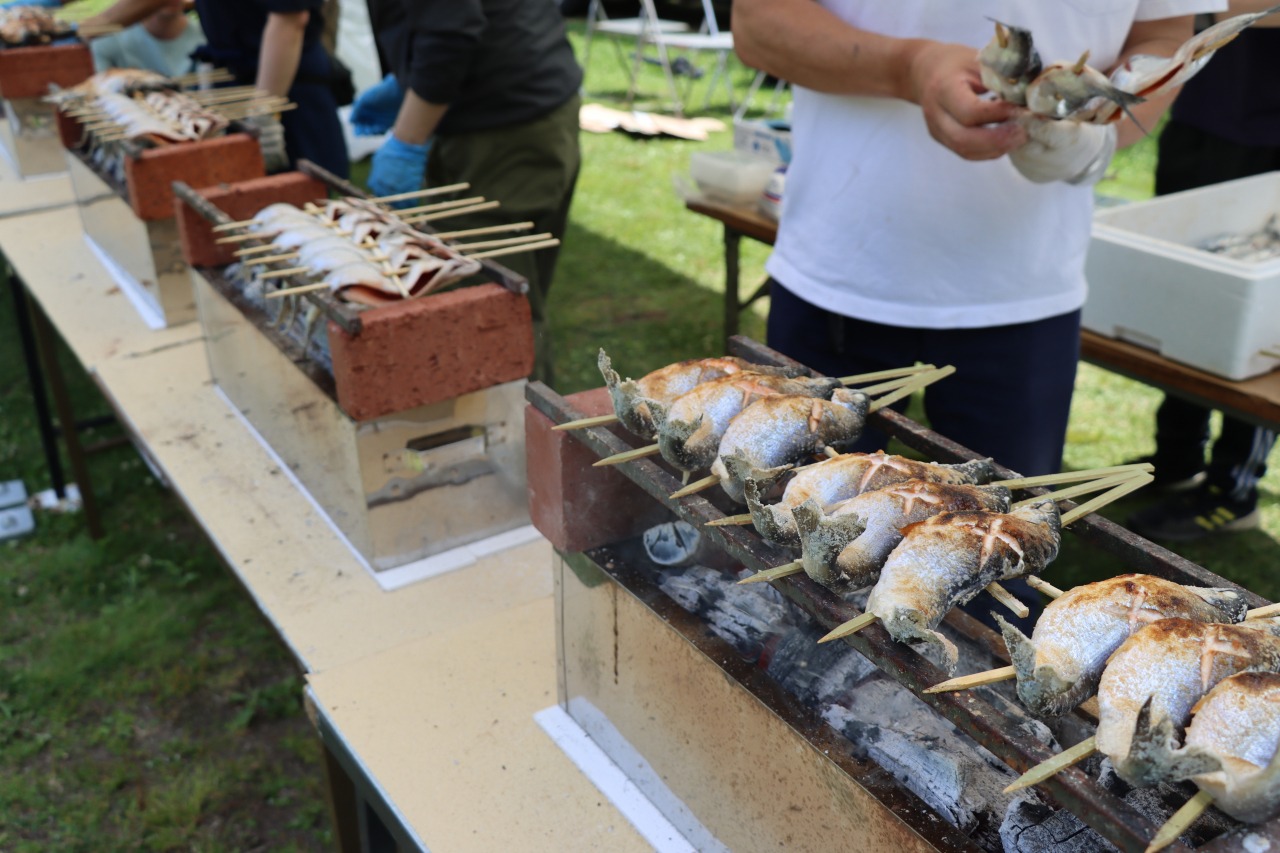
{"left": 1125, "top": 453, "right": 1206, "bottom": 493}
{"left": 1128, "top": 484, "right": 1260, "bottom": 542}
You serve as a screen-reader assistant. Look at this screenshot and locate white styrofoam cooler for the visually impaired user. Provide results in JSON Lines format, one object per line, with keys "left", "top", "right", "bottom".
{"left": 1084, "top": 171, "right": 1280, "bottom": 381}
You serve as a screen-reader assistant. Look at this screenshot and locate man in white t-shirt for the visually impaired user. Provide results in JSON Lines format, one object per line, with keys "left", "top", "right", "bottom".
{"left": 733, "top": 1, "right": 1223, "bottom": 479}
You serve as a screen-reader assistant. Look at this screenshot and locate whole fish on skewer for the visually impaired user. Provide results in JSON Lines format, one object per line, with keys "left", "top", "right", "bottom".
{"left": 712, "top": 389, "right": 871, "bottom": 504}
{"left": 994, "top": 575, "right": 1248, "bottom": 719}
{"left": 864, "top": 500, "right": 1061, "bottom": 673}
{"left": 1096, "top": 617, "right": 1280, "bottom": 788}
{"left": 792, "top": 480, "right": 1011, "bottom": 595}
{"left": 977, "top": 19, "right": 1042, "bottom": 105}
{"left": 598, "top": 349, "right": 805, "bottom": 440}
{"left": 743, "top": 451, "right": 995, "bottom": 546}
{"left": 657, "top": 372, "right": 843, "bottom": 473}
{"left": 1024, "top": 51, "right": 1145, "bottom": 124}
{"left": 1157, "top": 672, "right": 1280, "bottom": 825}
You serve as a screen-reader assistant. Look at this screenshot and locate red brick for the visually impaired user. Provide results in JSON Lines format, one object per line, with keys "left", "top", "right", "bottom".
{"left": 525, "top": 388, "right": 672, "bottom": 553}
{"left": 55, "top": 103, "right": 85, "bottom": 150}
{"left": 0, "top": 43, "right": 92, "bottom": 99}
{"left": 125, "top": 133, "right": 265, "bottom": 221}
{"left": 328, "top": 283, "right": 534, "bottom": 421}
{"left": 176, "top": 172, "right": 328, "bottom": 267}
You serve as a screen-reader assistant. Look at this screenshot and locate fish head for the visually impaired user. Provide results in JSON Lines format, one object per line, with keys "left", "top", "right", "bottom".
{"left": 952, "top": 457, "right": 997, "bottom": 485}
{"left": 977, "top": 18, "right": 1042, "bottom": 104}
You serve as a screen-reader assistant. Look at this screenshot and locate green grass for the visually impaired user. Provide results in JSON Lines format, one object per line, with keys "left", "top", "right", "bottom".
{"left": 0, "top": 16, "right": 1278, "bottom": 849}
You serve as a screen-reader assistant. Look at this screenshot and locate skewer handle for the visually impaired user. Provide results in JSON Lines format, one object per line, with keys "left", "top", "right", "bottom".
{"left": 1003, "top": 735, "right": 1097, "bottom": 793}
{"left": 986, "top": 582, "right": 1030, "bottom": 619}
{"left": 997, "top": 462, "right": 1154, "bottom": 491}
{"left": 705, "top": 513, "right": 753, "bottom": 527}
{"left": 1247, "top": 601, "right": 1280, "bottom": 620}
{"left": 1026, "top": 576, "right": 1065, "bottom": 600}
{"left": 923, "top": 665, "right": 1017, "bottom": 694}
{"left": 737, "top": 560, "right": 803, "bottom": 585}
{"left": 818, "top": 612, "right": 877, "bottom": 644}
{"left": 866, "top": 365, "right": 956, "bottom": 413}
{"left": 593, "top": 444, "right": 660, "bottom": 467}
{"left": 835, "top": 364, "right": 934, "bottom": 386}
{"left": 1060, "top": 473, "right": 1153, "bottom": 526}
{"left": 669, "top": 474, "right": 720, "bottom": 500}
{"left": 552, "top": 413, "right": 619, "bottom": 431}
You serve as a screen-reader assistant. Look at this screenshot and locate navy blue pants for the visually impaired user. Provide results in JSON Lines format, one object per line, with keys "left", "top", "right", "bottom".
{"left": 281, "top": 80, "right": 349, "bottom": 180}
{"left": 766, "top": 280, "right": 1081, "bottom": 478}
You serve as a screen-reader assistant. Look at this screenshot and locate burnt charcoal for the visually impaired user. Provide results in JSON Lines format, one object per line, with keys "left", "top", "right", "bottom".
{"left": 657, "top": 565, "right": 792, "bottom": 659}
{"left": 764, "top": 627, "right": 878, "bottom": 707}
{"left": 1000, "top": 790, "right": 1119, "bottom": 852}
{"left": 825, "top": 676, "right": 1024, "bottom": 849}
{"left": 1097, "top": 759, "right": 1236, "bottom": 847}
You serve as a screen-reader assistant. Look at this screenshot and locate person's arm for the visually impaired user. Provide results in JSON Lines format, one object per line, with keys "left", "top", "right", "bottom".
{"left": 256, "top": 10, "right": 308, "bottom": 97}
{"left": 731, "top": 0, "right": 1024, "bottom": 161}
{"left": 1108, "top": 16, "right": 1195, "bottom": 147}
{"left": 80, "top": 0, "right": 167, "bottom": 32}
{"left": 389, "top": 86, "right": 447, "bottom": 146}
{"left": 1227, "top": 0, "right": 1280, "bottom": 24}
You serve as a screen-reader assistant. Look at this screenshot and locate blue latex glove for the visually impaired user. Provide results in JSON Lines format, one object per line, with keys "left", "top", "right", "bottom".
{"left": 367, "top": 135, "right": 432, "bottom": 205}
{"left": 350, "top": 73, "right": 405, "bottom": 137}
{"left": 1, "top": 0, "right": 61, "bottom": 6}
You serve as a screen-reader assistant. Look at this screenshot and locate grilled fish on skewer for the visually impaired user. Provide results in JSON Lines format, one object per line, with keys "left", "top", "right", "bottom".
{"left": 744, "top": 451, "right": 995, "bottom": 546}
{"left": 657, "top": 373, "right": 842, "bottom": 472}
{"left": 977, "top": 19, "right": 1042, "bottom": 105}
{"left": 598, "top": 349, "right": 804, "bottom": 440}
{"left": 1158, "top": 672, "right": 1280, "bottom": 825}
{"left": 793, "top": 481, "right": 1011, "bottom": 594}
{"left": 712, "top": 389, "right": 870, "bottom": 504}
{"left": 993, "top": 575, "right": 1248, "bottom": 719}
{"left": 864, "top": 500, "right": 1061, "bottom": 673}
{"left": 1024, "top": 51, "right": 1144, "bottom": 123}
{"left": 1096, "top": 618, "right": 1280, "bottom": 788}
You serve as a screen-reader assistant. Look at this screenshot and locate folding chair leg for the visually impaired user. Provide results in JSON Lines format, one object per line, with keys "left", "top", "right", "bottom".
{"left": 735, "top": 69, "right": 767, "bottom": 121}
{"left": 654, "top": 38, "right": 684, "bottom": 117}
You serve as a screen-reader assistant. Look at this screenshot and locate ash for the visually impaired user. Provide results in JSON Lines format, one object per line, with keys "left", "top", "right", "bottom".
{"left": 230, "top": 262, "right": 334, "bottom": 373}
{"left": 647, "top": 537, "right": 1181, "bottom": 853}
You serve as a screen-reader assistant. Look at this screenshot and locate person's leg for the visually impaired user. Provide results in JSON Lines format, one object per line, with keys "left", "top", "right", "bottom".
{"left": 426, "top": 95, "right": 581, "bottom": 385}
{"left": 280, "top": 81, "right": 350, "bottom": 178}
{"left": 919, "top": 311, "right": 1081, "bottom": 478}
{"left": 1145, "top": 395, "right": 1211, "bottom": 486}
{"left": 765, "top": 279, "right": 921, "bottom": 453}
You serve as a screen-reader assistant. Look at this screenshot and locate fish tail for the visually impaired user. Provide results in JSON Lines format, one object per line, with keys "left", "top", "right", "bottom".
{"left": 745, "top": 478, "right": 794, "bottom": 546}
{"left": 1123, "top": 695, "right": 1189, "bottom": 787}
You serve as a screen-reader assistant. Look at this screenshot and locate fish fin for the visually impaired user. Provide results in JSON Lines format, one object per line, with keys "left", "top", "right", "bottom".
{"left": 1160, "top": 746, "right": 1224, "bottom": 783}
{"left": 996, "top": 613, "right": 1037, "bottom": 685}
{"left": 598, "top": 348, "right": 620, "bottom": 390}
{"left": 1123, "top": 695, "right": 1185, "bottom": 787}
{"left": 1185, "top": 586, "right": 1249, "bottom": 622}
{"left": 724, "top": 453, "right": 791, "bottom": 494}
{"left": 646, "top": 399, "right": 670, "bottom": 432}
{"left": 951, "top": 457, "right": 997, "bottom": 484}
{"left": 796, "top": 500, "right": 865, "bottom": 586}
{"left": 745, "top": 478, "right": 795, "bottom": 546}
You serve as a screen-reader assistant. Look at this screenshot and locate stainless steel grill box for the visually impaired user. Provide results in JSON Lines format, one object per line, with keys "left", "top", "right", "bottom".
{"left": 0, "top": 41, "right": 92, "bottom": 177}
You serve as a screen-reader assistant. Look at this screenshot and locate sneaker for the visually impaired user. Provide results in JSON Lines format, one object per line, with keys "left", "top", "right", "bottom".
{"left": 1128, "top": 484, "right": 1260, "bottom": 542}
{"left": 1125, "top": 453, "right": 1206, "bottom": 493}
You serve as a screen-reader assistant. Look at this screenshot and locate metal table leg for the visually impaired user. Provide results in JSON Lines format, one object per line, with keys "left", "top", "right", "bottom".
{"left": 7, "top": 257, "right": 67, "bottom": 498}
{"left": 723, "top": 227, "right": 742, "bottom": 352}
{"left": 19, "top": 269, "right": 105, "bottom": 539}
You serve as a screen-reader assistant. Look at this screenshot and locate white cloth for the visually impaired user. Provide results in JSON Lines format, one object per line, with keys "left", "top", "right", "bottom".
{"left": 767, "top": 0, "right": 1223, "bottom": 330}
{"left": 1011, "top": 118, "right": 1118, "bottom": 185}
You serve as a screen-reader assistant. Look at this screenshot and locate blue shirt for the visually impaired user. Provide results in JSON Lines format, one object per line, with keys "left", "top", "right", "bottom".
{"left": 90, "top": 16, "right": 205, "bottom": 78}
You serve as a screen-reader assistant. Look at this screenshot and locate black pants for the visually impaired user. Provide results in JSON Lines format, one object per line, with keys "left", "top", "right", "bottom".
{"left": 1152, "top": 119, "right": 1279, "bottom": 501}
{"left": 766, "top": 280, "right": 1081, "bottom": 478}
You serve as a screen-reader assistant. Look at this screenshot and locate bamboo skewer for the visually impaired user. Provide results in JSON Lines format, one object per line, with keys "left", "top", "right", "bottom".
{"left": 1026, "top": 576, "right": 1064, "bottom": 599}
{"left": 706, "top": 513, "right": 753, "bottom": 527}
{"left": 670, "top": 473, "right": 720, "bottom": 499}
{"left": 464, "top": 238, "right": 560, "bottom": 260}
{"left": 432, "top": 221, "right": 534, "bottom": 240}
{"left": 451, "top": 232, "right": 554, "bottom": 252}
{"left": 592, "top": 444, "right": 661, "bottom": 467}
{"left": 997, "top": 463, "right": 1154, "bottom": 491}
{"left": 233, "top": 242, "right": 288, "bottom": 257}
{"left": 737, "top": 560, "right": 803, "bottom": 585}
{"left": 265, "top": 282, "right": 329, "bottom": 299}
{"left": 388, "top": 195, "right": 487, "bottom": 216}
{"left": 550, "top": 413, "right": 618, "bottom": 432}
{"left": 1010, "top": 471, "right": 1146, "bottom": 510}
{"left": 923, "top": 666, "right": 1017, "bottom": 695}
{"left": 366, "top": 182, "right": 471, "bottom": 205}
{"left": 1060, "top": 474, "right": 1153, "bottom": 526}
{"left": 986, "top": 582, "right": 1030, "bottom": 619}
{"left": 403, "top": 200, "right": 501, "bottom": 224}
{"left": 1003, "top": 735, "right": 1098, "bottom": 793}
{"left": 1144, "top": 789, "right": 1215, "bottom": 853}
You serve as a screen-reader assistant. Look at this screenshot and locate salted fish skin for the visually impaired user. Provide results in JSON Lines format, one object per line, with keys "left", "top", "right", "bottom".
{"left": 597, "top": 348, "right": 804, "bottom": 440}
{"left": 866, "top": 501, "right": 1061, "bottom": 673}
{"left": 1173, "top": 672, "right": 1280, "bottom": 824}
{"left": 711, "top": 389, "right": 871, "bottom": 504}
{"left": 1097, "top": 617, "right": 1280, "bottom": 788}
{"left": 998, "top": 574, "right": 1249, "bottom": 720}
{"left": 657, "top": 373, "right": 840, "bottom": 472}
{"left": 794, "top": 481, "right": 1010, "bottom": 594}
{"left": 745, "top": 452, "right": 995, "bottom": 547}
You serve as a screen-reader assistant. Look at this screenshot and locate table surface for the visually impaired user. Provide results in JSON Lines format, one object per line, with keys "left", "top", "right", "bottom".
{"left": 2, "top": 172, "right": 647, "bottom": 848}
{"left": 0, "top": 139, "right": 75, "bottom": 220}
{"left": 687, "top": 197, "right": 1280, "bottom": 432}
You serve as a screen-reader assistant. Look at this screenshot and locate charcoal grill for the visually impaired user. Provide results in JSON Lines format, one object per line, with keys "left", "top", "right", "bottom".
{"left": 526, "top": 336, "right": 1280, "bottom": 853}
{"left": 0, "top": 41, "right": 92, "bottom": 177}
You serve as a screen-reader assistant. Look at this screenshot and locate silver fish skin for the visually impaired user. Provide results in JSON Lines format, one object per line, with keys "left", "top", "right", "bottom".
{"left": 744, "top": 451, "right": 995, "bottom": 546}
{"left": 866, "top": 500, "right": 1061, "bottom": 673}
{"left": 996, "top": 574, "right": 1248, "bottom": 719}
{"left": 712, "top": 389, "right": 870, "bottom": 504}
{"left": 978, "top": 18, "right": 1042, "bottom": 105}
{"left": 657, "top": 373, "right": 840, "bottom": 473}
{"left": 794, "top": 481, "right": 1010, "bottom": 595}
{"left": 1096, "top": 617, "right": 1280, "bottom": 788}
{"left": 598, "top": 349, "right": 802, "bottom": 440}
{"left": 1025, "top": 56, "right": 1143, "bottom": 121}
{"left": 1173, "top": 672, "right": 1280, "bottom": 824}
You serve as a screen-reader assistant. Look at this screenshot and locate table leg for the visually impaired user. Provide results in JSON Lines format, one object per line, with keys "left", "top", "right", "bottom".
{"left": 723, "top": 227, "right": 742, "bottom": 352}
{"left": 7, "top": 258, "right": 67, "bottom": 498}
{"left": 24, "top": 273, "right": 104, "bottom": 539}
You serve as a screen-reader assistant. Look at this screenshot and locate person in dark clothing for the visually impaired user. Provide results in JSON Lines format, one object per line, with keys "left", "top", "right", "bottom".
{"left": 83, "top": 0, "right": 349, "bottom": 178}
{"left": 1127, "top": 11, "right": 1280, "bottom": 542}
{"left": 357, "top": 0, "right": 583, "bottom": 385}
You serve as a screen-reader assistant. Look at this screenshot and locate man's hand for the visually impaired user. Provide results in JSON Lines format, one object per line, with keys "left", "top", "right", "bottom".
{"left": 367, "top": 135, "right": 432, "bottom": 204}
{"left": 350, "top": 73, "right": 404, "bottom": 137}
{"left": 905, "top": 41, "right": 1026, "bottom": 161}
{"left": 1010, "top": 116, "right": 1117, "bottom": 185}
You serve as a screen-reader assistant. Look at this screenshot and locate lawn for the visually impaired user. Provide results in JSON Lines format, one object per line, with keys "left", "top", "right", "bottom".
{"left": 0, "top": 15, "right": 1277, "bottom": 851}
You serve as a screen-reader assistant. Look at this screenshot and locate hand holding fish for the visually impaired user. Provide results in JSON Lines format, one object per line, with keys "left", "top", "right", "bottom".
{"left": 905, "top": 40, "right": 1026, "bottom": 161}
{"left": 1009, "top": 116, "right": 1117, "bottom": 185}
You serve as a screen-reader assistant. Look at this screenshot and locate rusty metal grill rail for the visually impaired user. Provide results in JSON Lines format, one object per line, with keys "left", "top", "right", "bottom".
{"left": 526, "top": 335, "right": 1278, "bottom": 853}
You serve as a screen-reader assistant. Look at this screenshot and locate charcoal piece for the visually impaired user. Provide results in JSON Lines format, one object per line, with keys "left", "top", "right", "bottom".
{"left": 1000, "top": 790, "right": 1119, "bottom": 852}
{"left": 764, "top": 628, "right": 878, "bottom": 708}
{"left": 657, "top": 565, "right": 793, "bottom": 659}
{"left": 825, "top": 677, "right": 1023, "bottom": 847}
